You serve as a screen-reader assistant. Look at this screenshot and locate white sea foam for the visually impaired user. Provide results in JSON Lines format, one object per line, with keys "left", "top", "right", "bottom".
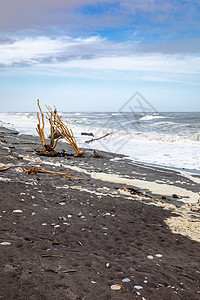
{"left": 0, "top": 112, "right": 199, "bottom": 171}
{"left": 140, "top": 115, "right": 167, "bottom": 121}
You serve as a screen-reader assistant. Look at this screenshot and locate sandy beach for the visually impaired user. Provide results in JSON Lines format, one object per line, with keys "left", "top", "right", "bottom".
{"left": 0, "top": 126, "right": 200, "bottom": 300}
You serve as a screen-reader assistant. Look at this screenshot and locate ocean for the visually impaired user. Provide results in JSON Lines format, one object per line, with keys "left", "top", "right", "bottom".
{"left": 0, "top": 111, "right": 200, "bottom": 172}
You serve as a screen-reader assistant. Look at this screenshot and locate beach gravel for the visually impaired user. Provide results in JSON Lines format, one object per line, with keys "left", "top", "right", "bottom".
{"left": 0, "top": 126, "right": 200, "bottom": 300}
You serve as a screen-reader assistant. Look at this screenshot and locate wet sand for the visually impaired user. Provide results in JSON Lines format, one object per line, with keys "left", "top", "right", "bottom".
{"left": 0, "top": 126, "right": 200, "bottom": 300}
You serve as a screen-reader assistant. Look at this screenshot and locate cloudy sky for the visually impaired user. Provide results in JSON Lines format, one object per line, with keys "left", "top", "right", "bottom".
{"left": 0, "top": 0, "right": 200, "bottom": 111}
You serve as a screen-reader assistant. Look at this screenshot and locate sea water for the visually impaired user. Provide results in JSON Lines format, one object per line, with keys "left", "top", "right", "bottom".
{"left": 0, "top": 111, "right": 199, "bottom": 172}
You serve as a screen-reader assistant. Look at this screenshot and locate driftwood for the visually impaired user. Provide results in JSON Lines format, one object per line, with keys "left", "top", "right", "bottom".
{"left": 46, "top": 105, "right": 86, "bottom": 157}
{"left": 22, "top": 166, "right": 74, "bottom": 178}
{"left": 0, "top": 165, "right": 12, "bottom": 171}
{"left": 36, "top": 100, "right": 62, "bottom": 156}
{"left": 85, "top": 132, "right": 113, "bottom": 144}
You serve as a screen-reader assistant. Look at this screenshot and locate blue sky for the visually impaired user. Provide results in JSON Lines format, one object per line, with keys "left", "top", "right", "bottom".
{"left": 0, "top": 0, "right": 200, "bottom": 112}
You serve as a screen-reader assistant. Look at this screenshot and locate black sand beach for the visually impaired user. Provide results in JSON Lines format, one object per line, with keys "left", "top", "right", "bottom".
{"left": 0, "top": 126, "right": 200, "bottom": 300}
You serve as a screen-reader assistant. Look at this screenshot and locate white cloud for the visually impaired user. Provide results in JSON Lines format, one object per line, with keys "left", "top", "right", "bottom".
{"left": 0, "top": 36, "right": 199, "bottom": 73}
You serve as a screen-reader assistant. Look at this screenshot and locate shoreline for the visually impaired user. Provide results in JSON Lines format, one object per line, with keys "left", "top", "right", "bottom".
{"left": 0, "top": 126, "right": 200, "bottom": 299}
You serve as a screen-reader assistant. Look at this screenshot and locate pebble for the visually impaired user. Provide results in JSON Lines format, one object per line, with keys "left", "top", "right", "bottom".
{"left": 103, "top": 213, "right": 111, "bottom": 216}
{"left": 68, "top": 215, "right": 72, "bottom": 218}
{"left": 58, "top": 202, "right": 66, "bottom": 206}
{"left": 144, "top": 280, "right": 148, "bottom": 283}
{"left": 106, "top": 263, "right": 110, "bottom": 268}
{"left": 32, "top": 204, "right": 39, "bottom": 207}
{"left": 91, "top": 281, "right": 97, "bottom": 284}
{"left": 54, "top": 225, "right": 60, "bottom": 228}
{"left": 42, "top": 223, "right": 47, "bottom": 226}
{"left": 13, "top": 210, "right": 23, "bottom": 214}
{"left": 78, "top": 212, "right": 82, "bottom": 217}
{"left": 80, "top": 216, "right": 85, "bottom": 219}
{"left": 147, "top": 255, "right": 154, "bottom": 260}
{"left": 155, "top": 254, "right": 163, "bottom": 258}
{"left": 31, "top": 196, "right": 35, "bottom": 199}
{"left": 0, "top": 242, "right": 11, "bottom": 246}
{"left": 111, "top": 284, "right": 121, "bottom": 290}
{"left": 122, "top": 278, "right": 131, "bottom": 283}
{"left": 134, "top": 285, "right": 143, "bottom": 290}
{"left": 31, "top": 212, "right": 35, "bottom": 216}
{"left": 58, "top": 216, "right": 67, "bottom": 221}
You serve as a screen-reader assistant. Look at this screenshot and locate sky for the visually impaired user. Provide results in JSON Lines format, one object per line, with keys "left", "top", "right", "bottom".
{"left": 0, "top": 0, "right": 200, "bottom": 112}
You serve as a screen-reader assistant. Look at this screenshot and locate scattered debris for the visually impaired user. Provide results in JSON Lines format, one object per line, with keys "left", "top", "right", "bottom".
{"left": 38, "top": 254, "right": 63, "bottom": 271}
{"left": 22, "top": 165, "right": 74, "bottom": 178}
{"left": 93, "top": 150, "right": 103, "bottom": 158}
{"left": 62, "top": 269, "right": 76, "bottom": 273}
{"left": 13, "top": 210, "right": 23, "bottom": 214}
{"left": 0, "top": 165, "right": 12, "bottom": 172}
{"left": 41, "top": 255, "right": 63, "bottom": 258}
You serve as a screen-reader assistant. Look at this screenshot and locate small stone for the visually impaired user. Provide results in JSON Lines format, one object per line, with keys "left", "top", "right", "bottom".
{"left": 13, "top": 210, "right": 23, "bottom": 214}
{"left": 122, "top": 278, "right": 131, "bottom": 283}
{"left": 134, "top": 285, "right": 143, "bottom": 290}
{"left": 58, "top": 216, "right": 67, "bottom": 221}
{"left": 31, "top": 212, "right": 35, "bottom": 216}
{"left": 91, "top": 281, "right": 97, "bottom": 284}
{"left": 0, "top": 242, "right": 11, "bottom": 246}
{"left": 58, "top": 202, "right": 66, "bottom": 206}
{"left": 147, "top": 255, "right": 154, "bottom": 260}
{"left": 78, "top": 212, "right": 82, "bottom": 217}
{"left": 106, "top": 263, "right": 110, "bottom": 268}
{"left": 31, "top": 196, "right": 35, "bottom": 199}
{"left": 155, "top": 254, "right": 163, "bottom": 258}
{"left": 32, "top": 203, "right": 39, "bottom": 206}
{"left": 54, "top": 225, "right": 60, "bottom": 228}
{"left": 42, "top": 223, "right": 47, "bottom": 226}
{"left": 80, "top": 216, "right": 85, "bottom": 219}
{"left": 103, "top": 213, "right": 111, "bottom": 216}
{"left": 136, "top": 292, "right": 141, "bottom": 296}
{"left": 68, "top": 215, "right": 72, "bottom": 218}
{"left": 111, "top": 284, "right": 121, "bottom": 290}
{"left": 144, "top": 280, "right": 148, "bottom": 283}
